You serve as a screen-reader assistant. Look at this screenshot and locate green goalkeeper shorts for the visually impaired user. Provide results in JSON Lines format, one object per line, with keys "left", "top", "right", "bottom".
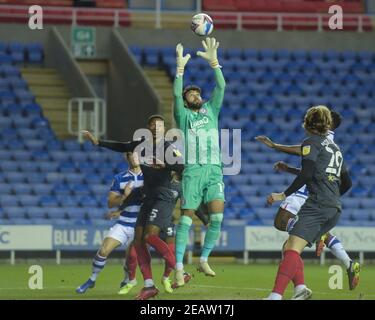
{"left": 181, "top": 164, "right": 225, "bottom": 210}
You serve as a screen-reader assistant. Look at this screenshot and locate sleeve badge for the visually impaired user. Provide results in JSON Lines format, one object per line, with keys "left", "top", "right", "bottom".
{"left": 302, "top": 145, "right": 311, "bottom": 156}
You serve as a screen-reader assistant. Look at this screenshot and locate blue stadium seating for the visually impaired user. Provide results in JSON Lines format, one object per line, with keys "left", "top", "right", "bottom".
{"left": 26, "top": 207, "right": 47, "bottom": 219}
{"left": 1, "top": 43, "right": 374, "bottom": 227}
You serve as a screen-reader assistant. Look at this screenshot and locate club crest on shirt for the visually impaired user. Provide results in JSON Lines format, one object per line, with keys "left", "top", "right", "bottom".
{"left": 302, "top": 145, "right": 311, "bottom": 156}
{"left": 199, "top": 108, "right": 207, "bottom": 115}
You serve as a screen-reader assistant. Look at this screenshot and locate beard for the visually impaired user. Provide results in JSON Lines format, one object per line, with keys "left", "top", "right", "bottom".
{"left": 187, "top": 100, "right": 203, "bottom": 110}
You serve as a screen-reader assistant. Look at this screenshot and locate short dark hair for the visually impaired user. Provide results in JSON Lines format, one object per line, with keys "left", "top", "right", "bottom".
{"left": 182, "top": 85, "right": 201, "bottom": 102}
{"left": 330, "top": 110, "right": 342, "bottom": 130}
{"left": 147, "top": 114, "right": 165, "bottom": 125}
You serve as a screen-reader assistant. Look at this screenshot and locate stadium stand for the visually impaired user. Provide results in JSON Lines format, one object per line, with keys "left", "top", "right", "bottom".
{"left": 0, "top": 41, "right": 374, "bottom": 228}
{"left": 203, "top": 0, "right": 365, "bottom": 13}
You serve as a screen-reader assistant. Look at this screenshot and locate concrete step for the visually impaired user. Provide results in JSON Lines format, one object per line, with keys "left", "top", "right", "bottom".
{"left": 29, "top": 85, "right": 70, "bottom": 98}
{"left": 20, "top": 67, "right": 57, "bottom": 75}
{"left": 23, "top": 75, "right": 65, "bottom": 86}
{"left": 43, "top": 109, "right": 77, "bottom": 120}
{"left": 21, "top": 67, "right": 73, "bottom": 140}
{"left": 143, "top": 67, "right": 174, "bottom": 128}
{"left": 36, "top": 98, "right": 69, "bottom": 110}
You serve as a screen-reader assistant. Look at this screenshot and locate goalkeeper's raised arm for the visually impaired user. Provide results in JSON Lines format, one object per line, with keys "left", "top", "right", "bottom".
{"left": 197, "top": 37, "right": 226, "bottom": 111}
{"left": 173, "top": 43, "right": 190, "bottom": 120}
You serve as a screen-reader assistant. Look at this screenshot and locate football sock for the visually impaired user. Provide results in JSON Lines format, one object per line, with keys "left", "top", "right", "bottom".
{"left": 125, "top": 244, "right": 138, "bottom": 282}
{"left": 134, "top": 242, "right": 153, "bottom": 283}
{"left": 90, "top": 253, "right": 107, "bottom": 281}
{"left": 175, "top": 215, "right": 193, "bottom": 269}
{"left": 201, "top": 213, "right": 223, "bottom": 260}
{"left": 326, "top": 235, "right": 352, "bottom": 269}
{"left": 163, "top": 243, "right": 175, "bottom": 278}
{"left": 292, "top": 254, "right": 305, "bottom": 294}
{"left": 145, "top": 235, "right": 175, "bottom": 273}
{"left": 272, "top": 250, "right": 300, "bottom": 296}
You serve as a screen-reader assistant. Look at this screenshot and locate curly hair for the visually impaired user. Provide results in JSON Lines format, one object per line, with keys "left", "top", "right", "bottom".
{"left": 303, "top": 105, "right": 332, "bottom": 136}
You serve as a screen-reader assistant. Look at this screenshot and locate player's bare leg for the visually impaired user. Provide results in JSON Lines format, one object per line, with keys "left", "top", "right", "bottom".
{"left": 76, "top": 237, "right": 121, "bottom": 294}
{"left": 197, "top": 200, "right": 224, "bottom": 277}
{"left": 274, "top": 208, "right": 296, "bottom": 232}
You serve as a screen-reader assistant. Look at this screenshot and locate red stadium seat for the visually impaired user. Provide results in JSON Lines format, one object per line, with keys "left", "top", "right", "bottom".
{"left": 203, "top": 0, "right": 365, "bottom": 14}
{"left": 119, "top": 11, "right": 131, "bottom": 27}
{"left": 236, "top": 0, "right": 267, "bottom": 12}
{"left": 280, "top": 0, "right": 317, "bottom": 13}
{"left": 76, "top": 10, "right": 115, "bottom": 26}
{"left": 283, "top": 15, "right": 318, "bottom": 31}
{"left": 242, "top": 14, "right": 278, "bottom": 30}
{"left": 43, "top": 8, "right": 73, "bottom": 24}
{"left": 263, "top": 0, "right": 283, "bottom": 12}
{"left": 3, "top": 7, "right": 29, "bottom": 24}
{"left": 314, "top": 1, "right": 364, "bottom": 13}
{"left": 203, "top": 0, "right": 237, "bottom": 11}
{"left": 210, "top": 13, "right": 237, "bottom": 29}
{"left": 0, "top": 0, "right": 72, "bottom": 5}
{"left": 96, "top": 0, "right": 126, "bottom": 9}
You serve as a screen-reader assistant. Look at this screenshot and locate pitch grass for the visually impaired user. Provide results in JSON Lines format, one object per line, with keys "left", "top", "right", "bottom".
{"left": 0, "top": 262, "right": 374, "bottom": 300}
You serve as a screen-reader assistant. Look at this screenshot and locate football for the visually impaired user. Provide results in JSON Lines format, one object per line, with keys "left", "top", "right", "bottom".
{"left": 191, "top": 13, "right": 214, "bottom": 36}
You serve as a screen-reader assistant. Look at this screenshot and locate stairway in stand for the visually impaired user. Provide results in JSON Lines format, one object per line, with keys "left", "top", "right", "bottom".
{"left": 21, "top": 67, "right": 76, "bottom": 140}
{"left": 143, "top": 67, "right": 174, "bottom": 130}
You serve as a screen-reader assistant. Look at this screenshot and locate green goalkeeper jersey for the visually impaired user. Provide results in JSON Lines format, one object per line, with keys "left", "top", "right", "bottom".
{"left": 173, "top": 68, "right": 226, "bottom": 167}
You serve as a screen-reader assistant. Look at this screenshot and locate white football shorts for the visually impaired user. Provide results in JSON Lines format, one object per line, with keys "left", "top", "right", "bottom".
{"left": 106, "top": 223, "right": 135, "bottom": 248}
{"left": 280, "top": 194, "right": 307, "bottom": 216}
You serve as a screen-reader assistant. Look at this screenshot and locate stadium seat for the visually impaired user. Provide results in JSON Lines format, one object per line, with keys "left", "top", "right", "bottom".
{"left": 5, "top": 206, "right": 26, "bottom": 219}
{"left": 65, "top": 208, "right": 86, "bottom": 219}
{"left": 40, "top": 196, "right": 59, "bottom": 207}
{"left": 53, "top": 183, "right": 71, "bottom": 196}
{"left": 71, "top": 183, "right": 91, "bottom": 196}
{"left": 18, "top": 195, "right": 40, "bottom": 207}
{"left": 87, "top": 208, "right": 105, "bottom": 219}
{"left": 0, "top": 183, "right": 12, "bottom": 194}
{"left": 8, "top": 218, "right": 32, "bottom": 225}
{"left": 58, "top": 195, "right": 79, "bottom": 208}
{"left": 47, "top": 207, "right": 67, "bottom": 219}
{"left": 26, "top": 207, "right": 47, "bottom": 219}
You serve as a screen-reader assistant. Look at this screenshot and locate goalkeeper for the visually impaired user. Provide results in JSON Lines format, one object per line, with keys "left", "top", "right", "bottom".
{"left": 173, "top": 37, "right": 226, "bottom": 286}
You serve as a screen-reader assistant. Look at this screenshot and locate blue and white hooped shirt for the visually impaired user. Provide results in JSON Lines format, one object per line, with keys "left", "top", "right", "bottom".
{"left": 110, "top": 170, "right": 144, "bottom": 227}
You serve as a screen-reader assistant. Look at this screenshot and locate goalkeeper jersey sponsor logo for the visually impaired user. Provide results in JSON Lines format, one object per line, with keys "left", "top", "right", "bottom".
{"left": 190, "top": 116, "right": 209, "bottom": 129}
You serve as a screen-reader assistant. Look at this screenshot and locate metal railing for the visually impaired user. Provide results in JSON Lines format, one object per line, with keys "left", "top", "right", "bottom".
{"left": 68, "top": 97, "right": 106, "bottom": 143}
{"left": 0, "top": 4, "right": 372, "bottom": 32}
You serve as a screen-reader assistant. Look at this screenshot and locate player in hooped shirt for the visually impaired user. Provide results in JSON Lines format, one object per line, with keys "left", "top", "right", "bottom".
{"left": 76, "top": 152, "right": 142, "bottom": 294}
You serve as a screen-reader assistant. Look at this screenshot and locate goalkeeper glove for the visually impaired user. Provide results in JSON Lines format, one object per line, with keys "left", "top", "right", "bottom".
{"left": 176, "top": 43, "right": 191, "bottom": 76}
{"left": 196, "top": 37, "right": 220, "bottom": 69}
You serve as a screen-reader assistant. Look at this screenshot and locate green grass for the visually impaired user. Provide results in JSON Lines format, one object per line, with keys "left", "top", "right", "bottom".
{"left": 0, "top": 262, "right": 374, "bottom": 300}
